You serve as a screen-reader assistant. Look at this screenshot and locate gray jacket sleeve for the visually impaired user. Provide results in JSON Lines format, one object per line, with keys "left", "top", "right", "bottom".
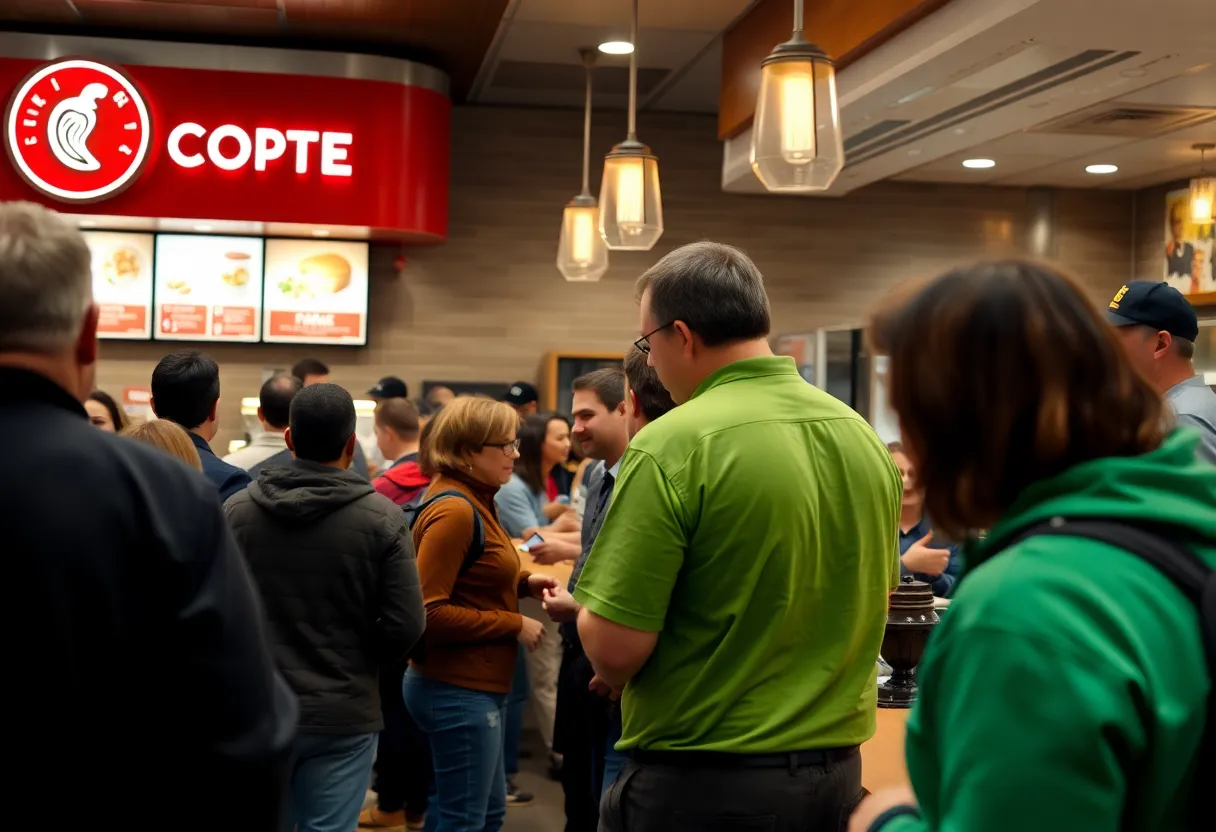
{"left": 378, "top": 508, "right": 426, "bottom": 662}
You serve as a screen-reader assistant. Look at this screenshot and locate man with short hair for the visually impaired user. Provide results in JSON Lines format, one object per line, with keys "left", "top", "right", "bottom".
{"left": 504, "top": 381, "right": 540, "bottom": 419}
{"left": 574, "top": 242, "right": 902, "bottom": 830}
{"left": 151, "top": 350, "right": 251, "bottom": 501}
{"left": 1108, "top": 280, "right": 1216, "bottom": 464}
{"left": 226, "top": 384, "right": 425, "bottom": 832}
{"left": 291, "top": 360, "right": 373, "bottom": 479}
{"left": 223, "top": 372, "right": 301, "bottom": 472}
{"left": 292, "top": 357, "right": 330, "bottom": 387}
{"left": 373, "top": 398, "right": 429, "bottom": 506}
{"left": 426, "top": 385, "right": 455, "bottom": 408}
{"left": 545, "top": 361, "right": 674, "bottom": 831}
{"left": 0, "top": 201, "right": 295, "bottom": 828}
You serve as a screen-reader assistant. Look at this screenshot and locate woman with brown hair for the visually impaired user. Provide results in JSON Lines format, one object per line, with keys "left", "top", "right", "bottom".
{"left": 121, "top": 419, "right": 203, "bottom": 472}
{"left": 852, "top": 261, "right": 1215, "bottom": 832}
{"left": 402, "top": 396, "right": 560, "bottom": 832}
{"left": 86, "top": 390, "right": 127, "bottom": 433}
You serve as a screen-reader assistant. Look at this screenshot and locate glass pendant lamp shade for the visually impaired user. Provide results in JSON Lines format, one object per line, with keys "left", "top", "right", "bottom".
{"left": 1188, "top": 144, "right": 1215, "bottom": 224}
{"left": 558, "top": 194, "right": 609, "bottom": 281}
{"left": 557, "top": 49, "right": 610, "bottom": 282}
{"left": 750, "top": 3, "right": 844, "bottom": 192}
{"left": 599, "top": 140, "right": 663, "bottom": 250}
{"left": 1191, "top": 177, "right": 1215, "bottom": 223}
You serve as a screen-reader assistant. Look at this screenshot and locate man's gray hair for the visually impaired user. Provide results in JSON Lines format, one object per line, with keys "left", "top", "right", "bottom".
{"left": 635, "top": 241, "right": 771, "bottom": 347}
{"left": 0, "top": 201, "right": 93, "bottom": 354}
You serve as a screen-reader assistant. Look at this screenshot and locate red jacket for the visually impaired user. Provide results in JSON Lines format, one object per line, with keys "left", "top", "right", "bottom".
{"left": 373, "top": 454, "right": 430, "bottom": 506}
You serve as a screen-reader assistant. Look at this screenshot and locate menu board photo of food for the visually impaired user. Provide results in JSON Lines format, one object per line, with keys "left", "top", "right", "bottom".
{"left": 83, "top": 231, "right": 155, "bottom": 340}
{"left": 263, "top": 239, "right": 370, "bottom": 345}
{"left": 154, "top": 234, "right": 264, "bottom": 342}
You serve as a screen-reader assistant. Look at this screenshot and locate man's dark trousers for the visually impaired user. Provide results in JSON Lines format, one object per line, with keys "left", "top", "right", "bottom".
{"left": 555, "top": 641, "right": 614, "bottom": 832}
{"left": 597, "top": 748, "right": 864, "bottom": 832}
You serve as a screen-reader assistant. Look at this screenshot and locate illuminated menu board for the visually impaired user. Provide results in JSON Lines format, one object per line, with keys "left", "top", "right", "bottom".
{"left": 84, "top": 231, "right": 155, "bottom": 340}
{"left": 154, "top": 235, "right": 264, "bottom": 342}
{"left": 262, "top": 239, "right": 370, "bottom": 346}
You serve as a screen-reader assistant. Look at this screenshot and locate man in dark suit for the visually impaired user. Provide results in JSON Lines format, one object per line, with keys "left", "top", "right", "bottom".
{"left": 543, "top": 358, "right": 676, "bottom": 831}
{"left": 0, "top": 200, "right": 296, "bottom": 830}
{"left": 151, "top": 350, "right": 252, "bottom": 501}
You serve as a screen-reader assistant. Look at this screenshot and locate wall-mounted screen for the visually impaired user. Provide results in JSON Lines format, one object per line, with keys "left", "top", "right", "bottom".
{"left": 84, "top": 231, "right": 155, "bottom": 340}
{"left": 262, "top": 239, "right": 370, "bottom": 346}
{"left": 154, "top": 234, "right": 264, "bottom": 342}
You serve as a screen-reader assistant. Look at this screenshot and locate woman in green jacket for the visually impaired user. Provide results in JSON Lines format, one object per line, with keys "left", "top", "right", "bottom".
{"left": 852, "top": 261, "right": 1215, "bottom": 832}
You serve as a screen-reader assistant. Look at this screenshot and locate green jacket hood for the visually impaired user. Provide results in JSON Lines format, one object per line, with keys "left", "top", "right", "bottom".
{"left": 974, "top": 429, "right": 1216, "bottom": 569}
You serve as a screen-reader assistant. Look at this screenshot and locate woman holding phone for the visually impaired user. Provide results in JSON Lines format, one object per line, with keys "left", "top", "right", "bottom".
{"left": 403, "top": 396, "right": 559, "bottom": 831}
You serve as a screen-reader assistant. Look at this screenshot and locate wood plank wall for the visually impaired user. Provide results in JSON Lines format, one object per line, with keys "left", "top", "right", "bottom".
{"left": 93, "top": 106, "right": 1136, "bottom": 451}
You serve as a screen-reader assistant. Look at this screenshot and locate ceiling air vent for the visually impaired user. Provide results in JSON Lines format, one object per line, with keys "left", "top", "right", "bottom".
{"left": 1033, "top": 104, "right": 1216, "bottom": 137}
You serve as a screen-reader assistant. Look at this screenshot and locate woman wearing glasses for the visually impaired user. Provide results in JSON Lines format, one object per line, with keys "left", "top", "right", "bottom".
{"left": 403, "top": 396, "right": 560, "bottom": 832}
{"left": 494, "top": 412, "right": 573, "bottom": 796}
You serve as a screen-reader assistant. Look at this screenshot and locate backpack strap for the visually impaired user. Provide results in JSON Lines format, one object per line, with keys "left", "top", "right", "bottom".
{"left": 995, "top": 517, "right": 1215, "bottom": 827}
{"left": 403, "top": 490, "right": 486, "bottom": 578}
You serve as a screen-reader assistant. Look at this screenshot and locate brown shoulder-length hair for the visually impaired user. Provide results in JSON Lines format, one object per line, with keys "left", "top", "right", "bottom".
{"left": 868, "top": 260, "right": 1165, "bottom": 539}
{"left": 121, "top": 420, "right": 203, "bottom": 472}
{"left": 420, "top": 395, "right": 519, "bottom": 478}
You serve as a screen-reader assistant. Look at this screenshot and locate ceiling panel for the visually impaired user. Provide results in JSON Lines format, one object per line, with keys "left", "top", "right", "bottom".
{"left": 0, "top": 0, "right": 510, "bottom": 99}
{"left": 515, "top": 0, "right": 751, "bottom": 32}
{"left": 71, "top": 1, "right": 281, "bottom": 34}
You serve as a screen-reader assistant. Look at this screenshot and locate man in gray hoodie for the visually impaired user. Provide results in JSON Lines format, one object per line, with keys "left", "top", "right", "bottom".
{"left": 225, "top": 383, "right": 425, "bottom": 832}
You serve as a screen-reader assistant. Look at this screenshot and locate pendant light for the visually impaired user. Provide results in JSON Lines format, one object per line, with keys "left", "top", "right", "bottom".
{"left": 598, "top": 0, "right": 663, "bottom": 251}
{"left": 558, "top": 51, "right": 611, "bottom": 282}
{"left": 750, "top": 0, "right": 845, "bottom": 192}
{"left": 1189, "top": 143, "right": 1215, "bottom": 224}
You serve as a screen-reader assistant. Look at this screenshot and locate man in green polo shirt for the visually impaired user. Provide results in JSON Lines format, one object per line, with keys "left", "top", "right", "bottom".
{"left": 574, "top": 241, "right": 901, "bottom": 831}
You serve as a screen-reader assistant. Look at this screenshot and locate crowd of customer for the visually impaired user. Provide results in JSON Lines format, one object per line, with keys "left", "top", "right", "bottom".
{"left": 5, "top": 195, "right": 1214, "bottom": 832}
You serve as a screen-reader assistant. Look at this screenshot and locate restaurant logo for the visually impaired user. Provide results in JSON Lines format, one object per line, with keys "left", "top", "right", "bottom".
{"left": 4, "top": 58, "right": 151, "bottom": 203}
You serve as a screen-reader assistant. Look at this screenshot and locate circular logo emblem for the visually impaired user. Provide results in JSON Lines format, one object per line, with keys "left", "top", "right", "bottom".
{"left": 5, "top": 58, "right": 152, "bottom": 203}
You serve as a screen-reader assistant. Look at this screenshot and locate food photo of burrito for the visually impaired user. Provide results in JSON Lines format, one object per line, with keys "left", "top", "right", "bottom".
{"left": 277, "top": 252, "right": 352, "bottom": 299}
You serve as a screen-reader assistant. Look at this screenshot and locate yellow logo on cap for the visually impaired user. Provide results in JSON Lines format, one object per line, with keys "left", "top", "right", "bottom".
{"left": 1109, "top": 284, "right": 1129, "bottom": 310}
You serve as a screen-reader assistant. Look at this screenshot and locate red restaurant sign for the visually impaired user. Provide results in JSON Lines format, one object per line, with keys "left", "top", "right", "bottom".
{"left": 1, "top": 56, "right": 450, "bottom": 240}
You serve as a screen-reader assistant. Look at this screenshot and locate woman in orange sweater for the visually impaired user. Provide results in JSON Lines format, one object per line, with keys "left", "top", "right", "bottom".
{"left": 403, "top": 396, "right": 560, "bottom": 832}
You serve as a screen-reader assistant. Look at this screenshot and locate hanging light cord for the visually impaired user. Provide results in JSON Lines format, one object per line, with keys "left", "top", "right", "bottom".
{"left": 582, "top": 53, "right": 593, "bottom": 196}
{"left": 793, "top": 0, "right": 804, "bottom": 38}
{"left": 627, "top": 0, "right": 638, "bottom": 140}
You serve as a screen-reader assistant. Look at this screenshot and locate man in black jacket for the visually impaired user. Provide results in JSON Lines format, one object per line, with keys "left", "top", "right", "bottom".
{"left": 226, "top": 383, "right": 425, "bottom": 832}
{"left": 151, "top": 350, "right": 252, "bottom": 501}
{"left": 0, "top": 201, "right": 296, "bottom": 830}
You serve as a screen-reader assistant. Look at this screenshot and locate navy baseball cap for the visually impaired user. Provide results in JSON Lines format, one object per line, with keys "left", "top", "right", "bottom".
{"left": 368, "top": 376, "right": 408, "bottom": 399}
{"left": 1106, "top": 281, "right": 1198, "bottom": 342}
{"left": 503, "top": 382, "right": 539, "bottom": 406}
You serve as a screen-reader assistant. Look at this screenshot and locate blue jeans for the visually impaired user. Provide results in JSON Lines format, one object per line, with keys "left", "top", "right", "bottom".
{"left": 284, "top": 732, "right": 377, "bottom": 832}
{"left": 403, "top": 669, "right": 507, "bottom": 832}
{"left": 601, "top": 708, "right": 626, "bottom": 797}
{"left": 503, "top": 647, "right": 529, "bottom": 775}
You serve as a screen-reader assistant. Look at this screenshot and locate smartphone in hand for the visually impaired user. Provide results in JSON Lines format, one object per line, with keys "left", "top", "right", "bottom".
{"left": 520, "top": 532, "right": 545, "bottom": 552}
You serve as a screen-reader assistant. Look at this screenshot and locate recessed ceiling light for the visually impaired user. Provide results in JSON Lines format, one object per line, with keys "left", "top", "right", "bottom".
{"left": 907, "top": 149, "right": 923, "bottom": 156}
{"left": 1085, "top": 164, "right": 1118, "bottom": 174}
{"left": 953, "top": 127, "right": 967, "bottom": 135}
{"left": 962, "top": 158, "right": 996, "bottom": 169}
{"left": 312, "top": 229, "right": 330, "bottom": 237}
{"left": 598, "top": 41, "right": 633, "bottom": 55}
{"left": 194, "top": 224, "right": 214, "bottom": 232}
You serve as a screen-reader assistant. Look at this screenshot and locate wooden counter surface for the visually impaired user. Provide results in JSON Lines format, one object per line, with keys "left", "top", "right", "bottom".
{"left": 513, "top": 541, "right": 574, "bottom": 582}
{"left": 862, "top": 707, "right": 911, "bottom": 792}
